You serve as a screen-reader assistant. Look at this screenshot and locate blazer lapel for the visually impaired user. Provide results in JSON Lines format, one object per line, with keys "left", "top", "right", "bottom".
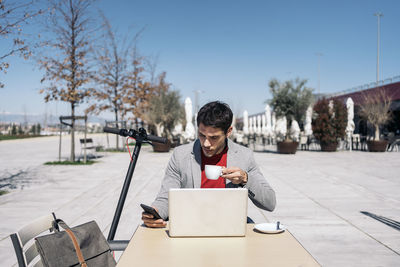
{"left": 227, "top": 139, "right": 239, "bottom": 168}
{"left": 191, "top": 139, "right": 202, "bottom": 188}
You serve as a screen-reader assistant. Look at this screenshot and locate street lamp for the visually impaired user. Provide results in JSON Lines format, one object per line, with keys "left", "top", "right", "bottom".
{"left": 193, "top": 89, "right": 204, "bottom": 115}
{"left": 374, "top": 12, "right": 383, "bottom": 86}
{"left": 315, "top": 52, "right": 323, "bottom": 96}
{"left": 193, "top": 89, "right": 203, "bottom": 135}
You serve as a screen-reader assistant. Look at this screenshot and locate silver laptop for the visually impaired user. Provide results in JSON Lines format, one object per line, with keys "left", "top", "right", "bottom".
{"left": 168, "top": 188, "right": 248, "bottom": 237}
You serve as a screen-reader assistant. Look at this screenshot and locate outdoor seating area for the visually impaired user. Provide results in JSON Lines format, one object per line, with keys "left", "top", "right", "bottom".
{"left": 234, "top": 132, "right": 400, "bottom": 153}
{"left": 1, "top": 134, "right": 399, "bottom": 266}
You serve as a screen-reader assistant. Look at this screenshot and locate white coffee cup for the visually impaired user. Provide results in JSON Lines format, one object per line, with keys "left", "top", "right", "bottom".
{"left": 205, "top": 165, "right": 223, "bottom": 180}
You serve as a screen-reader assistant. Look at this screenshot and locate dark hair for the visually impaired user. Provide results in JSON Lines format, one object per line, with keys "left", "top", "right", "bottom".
{"left": 197, "top": 101, "right": 233, "bottom": 133}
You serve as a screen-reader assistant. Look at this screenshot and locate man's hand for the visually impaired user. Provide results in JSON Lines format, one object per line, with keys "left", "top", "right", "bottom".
{"left": 142, "top": 207, "right": 167, "bottom": 228}
{"left": 221, "top": 167, "right": 248, "bottom": 185}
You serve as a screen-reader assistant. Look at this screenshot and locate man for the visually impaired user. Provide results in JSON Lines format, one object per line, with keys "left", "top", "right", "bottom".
{"left": 142, "top": 101, "right": 276, "bottom": 228}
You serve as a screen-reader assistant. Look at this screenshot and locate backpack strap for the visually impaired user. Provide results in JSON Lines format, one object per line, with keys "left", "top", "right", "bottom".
{"left": 55, "top": 219, "right": 88, "bottom": 267}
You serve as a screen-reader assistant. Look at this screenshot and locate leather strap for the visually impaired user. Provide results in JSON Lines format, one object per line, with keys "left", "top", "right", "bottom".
{"left": 64, "top": 228, "right": 88, "bottom": 267}
{"left": 57, "top": 220, "right": 88, "bottom": 267}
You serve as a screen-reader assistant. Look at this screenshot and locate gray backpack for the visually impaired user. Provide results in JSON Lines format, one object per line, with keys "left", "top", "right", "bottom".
{"left": 35, "top": 219, "right": 116, "bottom": 267}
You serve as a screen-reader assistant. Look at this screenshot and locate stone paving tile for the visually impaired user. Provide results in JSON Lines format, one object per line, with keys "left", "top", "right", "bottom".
{"left": 255, "top": 150, "right": 400, "bottom": 266}
{"left": 1, "top": 135, "right": 399, "bottom": 266}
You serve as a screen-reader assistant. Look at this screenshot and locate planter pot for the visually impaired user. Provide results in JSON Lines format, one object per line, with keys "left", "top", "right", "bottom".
{"left": 320, "top": 142, "right": 338, "bottom": 152}
{"left": 277, "top": 141, "right": 298, "bottom": 154}
{"left": 152, "top": 141, "right": 171, "bottom": 152}
{"left": 367, "top": 140, "right": 388, "bottom": 152}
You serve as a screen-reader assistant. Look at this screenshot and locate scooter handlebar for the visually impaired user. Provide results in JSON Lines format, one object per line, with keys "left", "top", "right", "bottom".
{"left": 103, "top": 127, "right": 126, "bottom": 136}
{"left": 103, "top": 126, "right": 167, "bottom": 144}
{"left": 147, "top": 134, "right": 168, "bottom": 144}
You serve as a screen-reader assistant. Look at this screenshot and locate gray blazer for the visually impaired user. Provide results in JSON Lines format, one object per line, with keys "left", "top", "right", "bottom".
{"left": 152, "top": 139, "right": 276, "bottom": 220}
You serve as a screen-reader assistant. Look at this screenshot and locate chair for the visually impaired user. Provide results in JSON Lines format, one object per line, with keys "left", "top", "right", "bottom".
{"left": 299, "top": 135, "right": 308, "bottom": 150}
{"left": 360, "top": 135, "right": 368, "bottom": 151}
{"left": 388, "top": 138, "right": 400, "bottom": 152}
{"left": 352, "top": 134, "right": 360, "bottom": 150}
{"left": 10, "top": 213, "right": 56, "bottom": 267}
{"left": 307, "top": 136, "right": 320, "bottom": 150}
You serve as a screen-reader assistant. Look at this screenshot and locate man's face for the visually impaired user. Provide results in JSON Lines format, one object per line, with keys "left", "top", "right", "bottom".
{"left": 198, "top": 123, "right": 232, "bottom": 157}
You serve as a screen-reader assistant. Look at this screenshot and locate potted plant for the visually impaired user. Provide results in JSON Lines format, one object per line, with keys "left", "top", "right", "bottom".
{"left": 358, "top": 89, "right": 392, "bottom": 152}
{"left": 145, "top": 73, "right": 185, "bottom": 152}
{"left": 269, "top": 78, "right": 314, "bottom": 154}
{"left": 312, "top": 98, "right": 347, "bottom": 152}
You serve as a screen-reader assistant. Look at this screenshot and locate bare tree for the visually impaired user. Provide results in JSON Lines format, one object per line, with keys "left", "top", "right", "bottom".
{"left": 122, "top": 46, "right": 154, "bottom": 123}
{"left": 359, "top": 89, "right": 392, "bottom": 141}
{"left": 38, "top": 0, "right": 97, "bottom": 161}
{"left": 144, "top": 53, "right": 159, "bottom": 86}
{"left": 87, "top": 14, "right": 130, "bottom": 149}
{"left": 0, "top": 0, "right": 44, "bottom": 87}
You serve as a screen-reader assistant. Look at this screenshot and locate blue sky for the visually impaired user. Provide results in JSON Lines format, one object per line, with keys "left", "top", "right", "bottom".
{"left": 1, "top": 0, "right": 399, "bottom": 120}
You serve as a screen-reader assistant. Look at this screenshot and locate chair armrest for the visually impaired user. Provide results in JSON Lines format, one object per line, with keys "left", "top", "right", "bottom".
{"left": 108, "top": 240, "right": 129, "bottom": 251}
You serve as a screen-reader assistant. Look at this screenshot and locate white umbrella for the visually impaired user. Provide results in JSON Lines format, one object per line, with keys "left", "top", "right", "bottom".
{"left": 249, "top": 117, "right": 254, "bottom": 135}
{"left": 304, "top": 105, "right": 313, "bottom": 136}
{"left": 346, "top": 98, "right": 355, "bottom": 134}
{"left": 184, "top": 97, "right": 195, "bottom": 140}
{"left": 256, "top": 115, "right": 262, "bottom": 135}
{"left": 290, "top": 120, "right": 300, "bottom": 141}
{"left": 261, "top": 115, "right": 267, "bottom": 136}
{"left": 243, "top": 110, "right": 249, "bottom": 135}
{"left": 271, "top": 112, "right": 276, "bottom": 136}
{"left": 346, "top": 97, "right": 355, "bottom": 151}
{"left": 275, "top": 116, "right": 287, "bottom": 140}
{"left": 265, "top": 104, "right": 272, "bottom": 137}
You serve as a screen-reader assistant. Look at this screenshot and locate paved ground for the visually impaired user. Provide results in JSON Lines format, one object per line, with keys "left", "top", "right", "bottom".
{"left": 0, "top": 134, "right": 399, "bottom": 266}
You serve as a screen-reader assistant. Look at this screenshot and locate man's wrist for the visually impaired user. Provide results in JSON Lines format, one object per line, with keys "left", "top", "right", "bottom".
{"left": 240, "top": 171, "right": 248, "bottom": 187}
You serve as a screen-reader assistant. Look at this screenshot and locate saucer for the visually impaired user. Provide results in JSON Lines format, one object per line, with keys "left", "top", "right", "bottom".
{"left": 254, "top": 223, "right": 286, "bottom": 234}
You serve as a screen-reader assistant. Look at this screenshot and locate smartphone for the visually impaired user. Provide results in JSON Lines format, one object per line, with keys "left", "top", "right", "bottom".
{"left": 140, "top": 204, "right": 162, "bottom": 220}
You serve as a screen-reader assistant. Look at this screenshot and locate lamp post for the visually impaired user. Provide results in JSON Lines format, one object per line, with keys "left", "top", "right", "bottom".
{"left": 193, "top": 89, "right": 203, "bottom": 135}
{"left": 374, "top": 12, "right": 383, "bottom": 86}
{"left": 316, "top": 53, "right": 323, "bottom": 97}
{"left": 193, "top": 89, "right": 203, "bottom": 115}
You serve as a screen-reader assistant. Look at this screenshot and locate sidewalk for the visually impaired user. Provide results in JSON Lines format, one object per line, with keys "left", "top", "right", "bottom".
{"left": 1, "top": 134, "right": 399, "bottom": 266}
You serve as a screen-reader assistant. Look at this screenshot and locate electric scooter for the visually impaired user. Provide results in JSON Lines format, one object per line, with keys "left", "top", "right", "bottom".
{"left": 103, "top": 126, "right": 167, "bottom": 250}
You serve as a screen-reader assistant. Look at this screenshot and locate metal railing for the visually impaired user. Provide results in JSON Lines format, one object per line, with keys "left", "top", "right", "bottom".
{"left": 326, "top": 75, "right": 400, "bottom": 98}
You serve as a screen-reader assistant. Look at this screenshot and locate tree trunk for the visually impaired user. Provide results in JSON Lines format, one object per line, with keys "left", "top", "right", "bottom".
{"left": 70, "top": 103, "right": 75, "bottom": 162}
{"left": 374, "top": 124, "right": 380, "bottom": 141}
{"left": 155, "top": 123, "right": 162, "bottom": 137}
{"left": 115, "top": 109, "right": 119, "bottom": 150}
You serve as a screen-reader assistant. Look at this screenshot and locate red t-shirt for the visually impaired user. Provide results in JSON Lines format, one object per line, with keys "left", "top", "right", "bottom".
{"left": 201, "top": 146, "right": 228, "bottom": 188}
